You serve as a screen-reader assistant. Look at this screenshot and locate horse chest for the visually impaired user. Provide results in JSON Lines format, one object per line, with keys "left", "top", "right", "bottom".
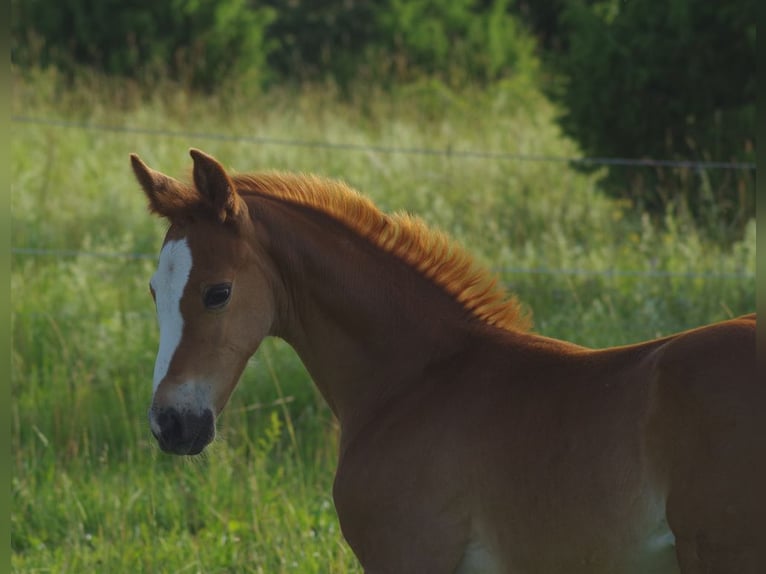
{"left": 454, "top": 530, "right": 677, "bottom": 574}
{"left": 456, "top": 539, "right": 502, "bottom": 574}
{"left": 454, "top": 514, "right": 678, "bottom": 574}
{"left": 629, "top": 519, "right": 679, "bottom": 574}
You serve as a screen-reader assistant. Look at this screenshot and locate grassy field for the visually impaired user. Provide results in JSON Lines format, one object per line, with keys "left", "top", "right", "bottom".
{"left": 11, "top": 68, "right": 756, "bottom": 573}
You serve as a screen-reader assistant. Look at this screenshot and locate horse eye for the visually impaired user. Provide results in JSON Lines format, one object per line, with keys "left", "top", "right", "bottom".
{"left": 203, "top": 283, "right": 232, "bottom": 310}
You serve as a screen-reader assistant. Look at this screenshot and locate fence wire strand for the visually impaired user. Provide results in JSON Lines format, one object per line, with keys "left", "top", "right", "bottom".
{"left": 11, "top": 115, "right": 756, "bottom": 283}
{"left": 11, "top": 115, "right": 757, "bottom": 171}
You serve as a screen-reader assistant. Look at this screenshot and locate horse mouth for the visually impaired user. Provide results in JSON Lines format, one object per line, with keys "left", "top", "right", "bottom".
{"left": 150, "top": 407, "right": 216, "bottom": 456}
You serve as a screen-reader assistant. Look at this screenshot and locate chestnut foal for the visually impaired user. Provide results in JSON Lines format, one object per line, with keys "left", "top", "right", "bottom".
{"left": 132, "top": 149, "right": 762, "bottom": 573}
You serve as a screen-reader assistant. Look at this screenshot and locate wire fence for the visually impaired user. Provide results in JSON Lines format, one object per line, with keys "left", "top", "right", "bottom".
{"left": 10, "top": 115, "right": 757, "bottom": 171}
{"left": 11, "top": 114, "right": 757, "bottom": 284}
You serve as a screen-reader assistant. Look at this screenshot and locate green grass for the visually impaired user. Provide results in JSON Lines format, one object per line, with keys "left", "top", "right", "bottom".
{"left": 11, "top": 67, "right": 756, "bottom": 573}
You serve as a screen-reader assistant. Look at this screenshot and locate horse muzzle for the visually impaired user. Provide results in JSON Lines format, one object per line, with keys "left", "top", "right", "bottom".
{"left": 149, "top": 406, "right": 215, "bottom": 455}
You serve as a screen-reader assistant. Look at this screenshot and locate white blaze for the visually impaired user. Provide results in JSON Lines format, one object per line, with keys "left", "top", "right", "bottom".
{"left": 150, "top": 238, "right": 193, "bottom": 394}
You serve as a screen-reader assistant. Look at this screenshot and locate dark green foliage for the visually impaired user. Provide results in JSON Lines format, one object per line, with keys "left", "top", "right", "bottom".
{"left": 373, "top": 0, "right": 538, "bottom": 85}
{"left": 11, "top": 0, "right": 276, "bottom": 89}
{"left": 11, "top": 0, "right": 538, "bottom": 89}
{"left": 552, "top": 0, "right": 755, "bottom": 235}
{"left": 513, "top": 0, "right": 569, "bottom": 51}
{"left": 261, "top": 0, "right": 383, "bottom": 85}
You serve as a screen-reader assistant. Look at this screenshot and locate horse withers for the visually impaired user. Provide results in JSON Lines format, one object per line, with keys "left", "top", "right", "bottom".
{"left": 131, "top": 149, "right": 762, "bottom": 573}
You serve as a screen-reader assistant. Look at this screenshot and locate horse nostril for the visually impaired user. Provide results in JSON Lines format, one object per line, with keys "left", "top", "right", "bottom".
{"left": 157, "top": 408, "right": 183, "bottom": 445}
{"left": 150, "top": 406, "right": 216, "bottom": 455}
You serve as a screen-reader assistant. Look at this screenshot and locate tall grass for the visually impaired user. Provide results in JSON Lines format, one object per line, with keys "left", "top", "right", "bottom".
{"left": 11, "top": 68, "right": 756, "bottom": 573}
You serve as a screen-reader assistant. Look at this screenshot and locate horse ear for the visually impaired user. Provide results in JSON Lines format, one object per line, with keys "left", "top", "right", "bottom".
{"left": 189, "top": 148, "right": 244, "bottom": 223}
{"left": 130, "top": 153, "right": 192, "bottom": 218}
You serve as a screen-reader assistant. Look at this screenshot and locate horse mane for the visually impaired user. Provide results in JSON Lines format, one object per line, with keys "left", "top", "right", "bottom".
{"left": 232, "top": 172, "right": 532, "bottom": 333}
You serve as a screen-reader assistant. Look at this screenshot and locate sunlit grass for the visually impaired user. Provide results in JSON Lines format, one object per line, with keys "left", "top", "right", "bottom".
{"left": 11, "top": 68, "right": 755, "bottom": 573}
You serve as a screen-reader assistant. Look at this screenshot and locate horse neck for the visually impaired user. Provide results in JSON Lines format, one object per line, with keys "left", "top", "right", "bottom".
{"left": 253, "top": 195, "right": 478, "bottom": 432}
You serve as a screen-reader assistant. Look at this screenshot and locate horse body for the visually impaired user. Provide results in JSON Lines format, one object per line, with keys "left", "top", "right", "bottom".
{"left": 333, "top": 317, "right": 759, "bottom": 573}
{"left": 131, "top": 150, "right": 762, "bottom": 573}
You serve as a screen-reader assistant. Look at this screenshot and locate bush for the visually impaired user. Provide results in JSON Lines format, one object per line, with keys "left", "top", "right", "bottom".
{"left": 246, "top": 0, "right": 540, "bottom": 89}
{"left": 11, "top": 0, "right": 276, "bottom": 90}
{"left": 553, "top": 0, "right": 755, "bottom": 236}
{"left": 261, "top": 0, "right": 383, "bottom": 86}
{"left": 11, "top": 0, "right": 539, "bottom": 90}
{"left": 373, "top": 0, "right": 538, "bottom": 86}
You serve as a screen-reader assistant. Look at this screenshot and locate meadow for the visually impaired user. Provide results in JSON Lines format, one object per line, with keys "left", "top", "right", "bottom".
{"left": 10, "top": 68, "right": 756, "bottom": 573}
